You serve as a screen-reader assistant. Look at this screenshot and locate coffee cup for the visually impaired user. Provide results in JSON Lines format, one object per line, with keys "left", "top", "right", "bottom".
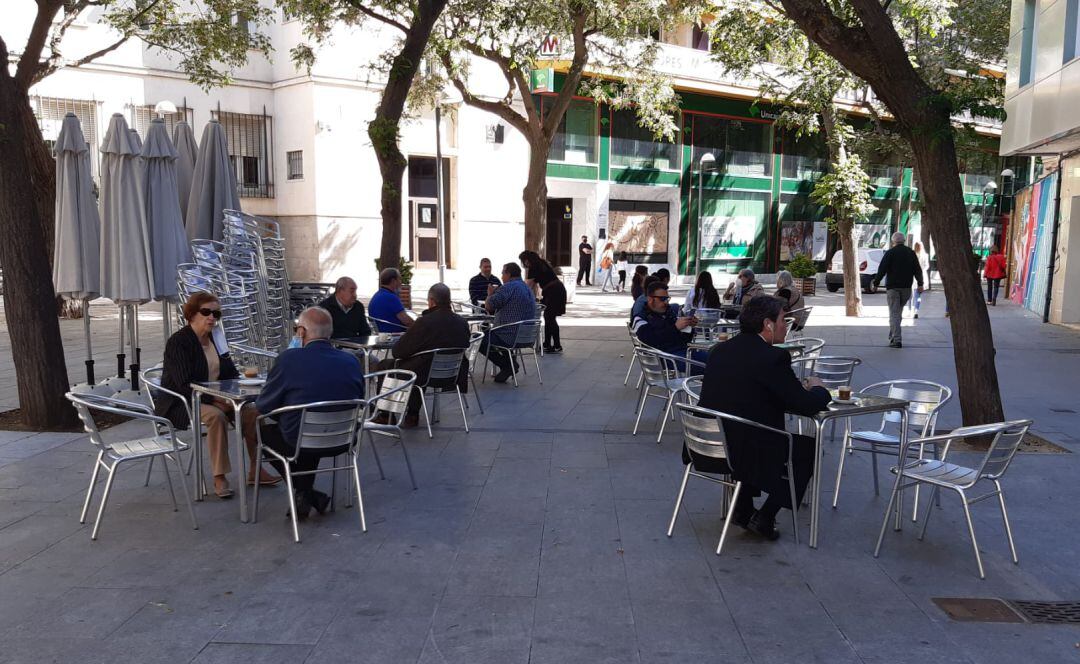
{"left": 378, "top": 332, "right": 390, "bottom": 343}
{"left": 838, "top": 385, "right": 852, "bottom": 401}
{"left": 716, "top": 332, "right": 730, "bottom": 342}
{"left": 243, "top": 366, "right": 259, "bottom": 378}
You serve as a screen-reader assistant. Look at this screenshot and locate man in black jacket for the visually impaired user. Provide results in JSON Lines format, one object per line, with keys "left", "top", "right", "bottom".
{"left": 697, "top": 296, "right": 831, "bottom": 540}
{"left": 377, "top": 283, "right": 470, "bottom": 427}
{"left": 319, "top": 276, "right": 371, "bottom": 339}
{"left": 468, "top": 258, "right": 501, "bottom": 305}
{"left": 632, "top": 281, "right": 696, "bottom": 357}
{"left": 873, "top": 232, "right": 923, "bottom": 348}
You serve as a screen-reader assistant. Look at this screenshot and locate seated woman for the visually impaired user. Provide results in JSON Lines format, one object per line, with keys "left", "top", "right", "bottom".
{"left": 774, "top": 270, "right": 808, "bottom": 330}
{"left": 519, "top": 250, "right": 567, "bottom": 354}
{"left": 155, "top": 292, "right": 280, "bottom": 499}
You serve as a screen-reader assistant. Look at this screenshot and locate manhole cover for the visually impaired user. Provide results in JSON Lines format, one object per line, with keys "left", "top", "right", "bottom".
{"left": 932, "top": 598, "right": 1024, "bottom": 623}
{"left": 1009, "top": 601, "right": 1080, "bottom": 624}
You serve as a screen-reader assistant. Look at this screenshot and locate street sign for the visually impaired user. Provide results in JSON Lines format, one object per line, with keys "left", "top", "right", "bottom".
{"left": 530, "top": 67, "right": 554, "bottom": 92}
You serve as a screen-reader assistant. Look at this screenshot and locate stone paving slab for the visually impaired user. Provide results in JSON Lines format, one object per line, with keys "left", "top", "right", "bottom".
{"left": 2, "top": 288, "right": 1080, "bottom": 662}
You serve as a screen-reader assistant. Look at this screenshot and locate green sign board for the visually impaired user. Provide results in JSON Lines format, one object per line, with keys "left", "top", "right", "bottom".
{"left": 530, "top": 67, "right": 554, "bottom": 93}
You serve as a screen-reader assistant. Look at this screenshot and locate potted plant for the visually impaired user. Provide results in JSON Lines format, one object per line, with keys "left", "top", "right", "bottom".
{"left": 373, "top": 257, "right": 415, "bottom": 309}
{"left": 787, "top": 253, "right": 818, "bottom": 296}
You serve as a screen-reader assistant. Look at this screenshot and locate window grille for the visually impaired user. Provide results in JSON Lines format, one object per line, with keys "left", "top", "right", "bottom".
{"left": 212, "top": 108, "right": 274, "bottom": 198}
{"left": 31, "top": 95, "right": 102, "bottom": 184}
{"left": 128, "top": 104, "right": 195, "bottom": 138}
{"left": 286, "top": 150, "right": 304, "bottom": 180}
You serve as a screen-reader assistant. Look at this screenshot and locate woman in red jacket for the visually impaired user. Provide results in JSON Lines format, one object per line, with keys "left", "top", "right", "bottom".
{"left": 984, "top": 246, "right": 1007, "bottom": 305}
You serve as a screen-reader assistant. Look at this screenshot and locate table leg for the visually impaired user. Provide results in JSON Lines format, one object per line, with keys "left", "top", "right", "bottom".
{"left": 192, "top": 393, "right": 205, "bottom": 501}
{"left": 809, "top": 419, "right": 825, "bottom": 549}
{"left": 232, "top": 398, "right": 249, "bottom": 523}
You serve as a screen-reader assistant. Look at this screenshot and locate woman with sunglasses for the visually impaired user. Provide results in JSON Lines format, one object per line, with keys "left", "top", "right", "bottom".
{"left": 155, "top": 292, "right": 281, "bottom": 498}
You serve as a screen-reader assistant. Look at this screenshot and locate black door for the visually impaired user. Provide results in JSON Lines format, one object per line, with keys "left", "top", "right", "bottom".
{"left": 546, "top": 198, "right": 573, "bottom": 266}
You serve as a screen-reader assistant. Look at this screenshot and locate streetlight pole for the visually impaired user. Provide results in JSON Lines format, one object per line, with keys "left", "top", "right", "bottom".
{"left": 435, "top": 102, "right": 446, "bottom": 284}
{"left": 695, "top": 153, "right": 716, "bottom": 277}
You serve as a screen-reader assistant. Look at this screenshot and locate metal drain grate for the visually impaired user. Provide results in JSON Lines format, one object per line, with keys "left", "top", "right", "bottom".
{"left": 1008, "top": 600, "right": 1080, "bottom": 624}
{"left": 932, "top": 598, "right": 1024, "bottom": 623}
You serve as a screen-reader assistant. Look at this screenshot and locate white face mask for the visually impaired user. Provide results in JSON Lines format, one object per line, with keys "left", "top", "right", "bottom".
{"left": 288, "top": 336, "right": 302, "bottom": 349}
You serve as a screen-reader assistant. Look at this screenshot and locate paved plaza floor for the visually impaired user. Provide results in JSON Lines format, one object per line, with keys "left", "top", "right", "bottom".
{"left": 2, "top": 286, "right": 1080, "bottom": 662}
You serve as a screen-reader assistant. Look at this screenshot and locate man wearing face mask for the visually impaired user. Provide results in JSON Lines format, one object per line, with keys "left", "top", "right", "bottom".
{"left": 255, "top": 307, "right": 365, "bottom": 520}
{"left": 695, "top": 296, "right": 830, "bottom": 541}
{"left": 368, "top": 268, "right": 414, "bottom": 333}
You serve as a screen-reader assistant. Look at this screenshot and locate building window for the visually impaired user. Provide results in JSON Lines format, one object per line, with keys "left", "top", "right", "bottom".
{"left": 128, "top": 104, "right": 194, "bottom": 138}
{"left": 780, "top": 131, "right": 828, "bottom": 181}
{"left": 233, "top": 13, "right": 250, "bottom": 35}
{"left": 286, "top": 150, "right": 304, "bottom": 180}
{"left": 610, "top": 108, "right": 679, "bottom": 171}
{"left": 1066, "top": 0, "right": 1080, "bottom": 63}
{"left": 540, "top": 97, "right": 598, "bottom": 164}
{"left": 1020, "top": 0, "right": 1037, "bottom": 86}
{"left": 213, "top": 109, "right": 274, "bottom": 198}
{"left": 691, "top": 24, "right": 711, "bottom": 52}
{"left": 31, "top": 95, "right": 100, "bottom": 184}
{"left": 692, "top": 114, "right": 772, "bottom": 177}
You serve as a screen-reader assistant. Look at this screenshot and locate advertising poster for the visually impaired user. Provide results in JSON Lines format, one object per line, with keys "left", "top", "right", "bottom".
{"left": 700, "top": 215, "right": 756, "bottom": 260}
{"left": 853, "top": 224, "right": 892, "bottom": 249}
{"left": 779, "top": 221, "right": 829, "bottom": 261}
{"left": 608, "top": 210, "right": 668, "bottom": 254}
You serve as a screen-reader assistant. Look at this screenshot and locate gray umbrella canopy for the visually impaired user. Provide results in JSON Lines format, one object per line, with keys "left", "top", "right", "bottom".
{"left": 142, "top": 118, "right": 191, "bottom": 301}
{"left": 186, "top": 119, "right": 239, "bottom": 241}
{"left": 53, "top": 113, "right": 101, "bottom": 301}
{"left": 100, "top": 113, "right": 154, "bottom": 304}
{"left": 172, "top": 121, "right": 198, "bottom": 223}
{"left": 128, "top": 128, "right": 143, "bottom": 153}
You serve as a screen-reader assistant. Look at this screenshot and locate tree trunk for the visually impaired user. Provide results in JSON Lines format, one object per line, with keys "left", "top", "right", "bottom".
{"left": 523, "top": 137, "right": 550, "bottom": 255}
{"left": 837, "top": 218, "right": 861, "bottom": 316}
{"left": 369, "top": 0, "right": 449, "bottom": 272}
{"left": 0, "top": 76, "right": 75, "bottom": 427}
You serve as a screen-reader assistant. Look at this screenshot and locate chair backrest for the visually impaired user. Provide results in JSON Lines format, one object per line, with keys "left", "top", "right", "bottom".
{"left": 365, "top": 370, "right": 417, "bottom": 421}
{"left": 798, "top": 337, "right": 826, "bottom": 359}
{"left": 865, "top": 380, "right": 952, "bottom": 433}
{"left": 683, "top": 375, "right": 703, "bottom": 405}
{"left": 513, "top": 319, "right": 542, "bottom": 347}
{"left": 677, "top": 404, "right": 731, "bottom": 463}
{"left": 794, "top": 355, "right": 861, "bottom": 389}
{"left": 293, "top": 399, "right": 366, "bottom": 451}
{"left": 139, "top": 367, "right": 193, "bottom": 431}
{"left": 368, "top": 316, "right": 399, "bottom": 333}
{"left": 467, "top": 331, "right": 485, "bottom": 366}
{"left": 975, "top": 420, "right": 1032, "bottom": 480}
{"left": 636, "top": 348, "right": 678, "bottom": 387}
{"left": 66, "top": 392, "right": 171, "bottom": 449}
{"left": 413, "top": 348, "right": 466, "bottom": 385}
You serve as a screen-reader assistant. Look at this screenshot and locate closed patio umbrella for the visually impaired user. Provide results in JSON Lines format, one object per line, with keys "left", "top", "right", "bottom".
{"left": 142, "top": 118, "right": 192, "bottom": 340}
{"left": 172, "top": 121, "right": 198, "bottom": 223}
{"left": 100, "top": 113, "right": 154, "bottom": 390}
{"left": 52, "top": 113, "right": 103, "bottom": 389}
{"left": 186, "top": 119, "right": 239, "bottom": 242}
{"left": 129, "top": 128, "right": 143, "bottom": 153}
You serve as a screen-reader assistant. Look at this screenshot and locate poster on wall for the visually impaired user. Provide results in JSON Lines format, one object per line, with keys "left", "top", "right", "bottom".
{"left": 608, "top": 210, "right": 668, "bottom": 255}
{"left": 779, "top": 221, "right": 828, "bottom": 261}
{"left": 700, "top": 215, "right": 756, "bottom": 260}
{"left": 853, "top": 224, "right": 892, "bottom": 249}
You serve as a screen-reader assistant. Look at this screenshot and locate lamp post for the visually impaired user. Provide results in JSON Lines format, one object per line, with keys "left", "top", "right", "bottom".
{"left": 435, "top": 101, "right": 446, "bottom": 284}
{"left": 695, "top": 152, "right": 716, "bottom": 277}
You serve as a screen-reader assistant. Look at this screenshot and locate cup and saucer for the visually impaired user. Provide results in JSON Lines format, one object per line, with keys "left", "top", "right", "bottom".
{"left": 831, "top": 386, "right": 858, "bottom": 405}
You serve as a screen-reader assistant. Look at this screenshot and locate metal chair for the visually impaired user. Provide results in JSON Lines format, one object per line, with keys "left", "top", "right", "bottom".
{"left": 406, "top": 347, "right": 470, "bottom": 438}
{"left": 790, "top": 355, "right": 861, "bottom": 441}
{"left": 623, "top": 321, "right": 644, "bottom": 387}
{"left": 785, "top": 306, "right": 812, "bottom": 337}
{"left": 465, "top": 331, "right": 485, "bottom": 413}
{"left": 796, "top": 337, "right": 826, "bottom": 360}
{"left": 668, "top": 404, "right": 801, "bottom": 549}
{"left": 633, "top": 347, "right": 705, "bottom": 442}
{"left": 369, "top": 316, "right": 405, "bottom": 333}
{"left": 140, "top": 367, "right": 200, "bottom": 486}
{"left": 363, "top": 370, "right": 418, "bottom": 489}
{"left": 252, "top": 399, "right": 368, "bottom": 542}
{"left": 833, "top": 380, "right": 952, "bottom": 517}
{"left": 481, "top": 319, "right": 543, "bottom": 387}
{"left": 873, "top": 420, "right": 1033, "bottom": 579}
{"left": 66, "top": 392, "right": 197, "bottom": 540}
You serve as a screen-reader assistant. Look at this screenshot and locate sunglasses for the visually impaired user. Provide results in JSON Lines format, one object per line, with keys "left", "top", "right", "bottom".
{"left": 651, "top": 295, "right": 671, "bottom": 302}
{"left": 198, "top": 308, "right": 222, "bottom": 319}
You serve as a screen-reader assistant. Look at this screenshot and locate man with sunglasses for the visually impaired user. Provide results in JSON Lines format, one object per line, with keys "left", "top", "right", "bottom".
{"left": 632, "top": 281, "right": 698, "bottom": 359}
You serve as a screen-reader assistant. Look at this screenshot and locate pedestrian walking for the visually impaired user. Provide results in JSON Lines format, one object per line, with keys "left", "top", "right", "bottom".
{"left": 616, "top": 252, "right": 629, "bottom": 292}
{"left": 599, "top": 242, "right": 616, "bottom": 291}
{"left": 576, "top": 235, "right": 593, "bottom": 286}
{"left": 909, "top": 242, "right": 931, "bottom": 319}
{"left": 873, "top": 232, "right": 923, "bottom": 348}
{"left": 984, "top": 245, "right": 1006, "bottom": 305}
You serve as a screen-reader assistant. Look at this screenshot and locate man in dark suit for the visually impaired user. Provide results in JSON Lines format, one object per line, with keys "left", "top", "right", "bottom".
{"left": 468, "top": 258, "right": 501, "bottom": 306}
{"left": 319, "top": 276, "right": 371, "bottom": 339}
{"left": 697, "top": 296, "right": 831, "bottom": 540}
{"left": 377, "top": 283, "right": 470, "bottom": 427}
{"left": 255, "top": 306, "right": 365, "bottom": 519}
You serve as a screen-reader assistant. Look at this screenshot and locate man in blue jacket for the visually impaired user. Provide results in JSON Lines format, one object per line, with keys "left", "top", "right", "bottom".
{"left": 632, "top": 282, "right": 702, "bottom": 371}
{"left": 255, "top": 306, "right": 365, "bottom": 519}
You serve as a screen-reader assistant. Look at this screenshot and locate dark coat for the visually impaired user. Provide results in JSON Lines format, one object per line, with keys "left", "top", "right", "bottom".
{"left": 319, "top": 295, "right": 371, "bottom": 339}
{"left": 255, "top": 340, "right": 365, "bottom": 445}
{"left": 696, "top": 333, "right": 831, "bottom": 498}
{"left": 468, "top": 273, "right": 501, "bottom": 305}
{"left": 633, "top": 307, "right": 690, "bottom": 356}
{"left": 389, "top": 305, "right": 471, "bottom": 390}
{"left": 155, "top": 325, "right": 240, "bottom": 429}
{"left": 874, "top": 244, "right": 924, "bottom": 290}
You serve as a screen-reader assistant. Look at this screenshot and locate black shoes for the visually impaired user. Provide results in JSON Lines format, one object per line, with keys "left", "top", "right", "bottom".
{"left": 291, "top": 491, "right": 313, "bottom": 522}
{"left": 730, "top": 507, "right": 754, "bottom": 530}
{"left": 746, "top": 512, "right": 781, "bottom": 541}
{"left": 544, "top": 346, "right": 563, "bottom": 354}
{"left": 890, "top": 342, "right": 902, "bottom": 348}
{"left": 493, "top": 368, "right": 513, "bottom": 383}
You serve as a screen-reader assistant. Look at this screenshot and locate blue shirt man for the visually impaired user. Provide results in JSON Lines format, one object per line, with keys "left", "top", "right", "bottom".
{"left": 368, "top": 268, "right": 414, "bottom": 333}
{"left": 482, "top": 262, "right": 537, "bottom": 382}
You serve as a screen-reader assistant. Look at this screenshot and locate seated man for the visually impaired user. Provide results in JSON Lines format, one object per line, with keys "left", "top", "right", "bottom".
{"left": 696, "top": 296, "right": 831, "bottom": 540}
{"left": 368, "top": 268, "right": 414, "bottom": 333}
{"left": 482, "top": 262, "right": 537, "bottom": 383}
{"left": 629, "top": 269, "right": 675, "bottom": 321}
{"left": 632, "top": 281, "right": 697, "bottom": 358}
{"left": 722, "top": 268, "right": 766, "bottom": 317}
{"left": 320, "top": 276, "right": 371, "bottom": 339}
{"left": 468, "top": 258, "right": 501, "bottom": 306}
{"left": 377, "top": 283, "right": 470, "bottom": 428}
{"left": 254, "top": 306, "right": 365, "bottom": 520}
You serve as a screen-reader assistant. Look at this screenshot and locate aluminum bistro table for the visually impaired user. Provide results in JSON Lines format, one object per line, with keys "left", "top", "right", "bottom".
{"left": 802, "top": 393, "right": 909, "bottom": 548}
{"left": 331, "top": 336, "right": 399, "bottom": 373}
{"left": 190, "top": 379, "right": 264, "bottom": 522}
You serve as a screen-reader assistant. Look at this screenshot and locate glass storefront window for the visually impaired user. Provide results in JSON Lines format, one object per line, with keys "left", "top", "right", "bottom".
{"left": 610, "top": 108, "right": 679, "bottom": 171}
{"left": 543, "top": 97, "right": 598, "bottom": 164}
{"left": 692, "top": 115, "right": 772, "bottom": 177}
{"left": 780, "top": 131, "right": 828, "bottom": 181}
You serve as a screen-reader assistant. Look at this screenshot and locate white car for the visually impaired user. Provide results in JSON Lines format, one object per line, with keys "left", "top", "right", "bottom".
{"left": 826, "top": 247, "right": 885, "bottom": 293}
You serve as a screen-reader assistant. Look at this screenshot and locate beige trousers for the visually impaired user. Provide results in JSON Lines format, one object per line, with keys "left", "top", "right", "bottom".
{"left": 199, "top": 402, "right": 260, "bottom": 477}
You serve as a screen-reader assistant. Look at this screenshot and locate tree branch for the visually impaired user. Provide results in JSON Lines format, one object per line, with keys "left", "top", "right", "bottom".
{"left": 16, "top": 1, "right": 63, "bottom": 86}
{"left": 343, "top": 0, "right": 408, "bottom": 34}
{"left": 541, "top": 9, "right": 589, "bottom": 138}
{"left": 443, "top": 65, "right": 532, "bottom": 139}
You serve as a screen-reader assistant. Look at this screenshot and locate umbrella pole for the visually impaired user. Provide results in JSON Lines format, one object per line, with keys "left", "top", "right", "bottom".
{"left": 129, "top": 304, "right": 140, "bottom": 391}
{"left": 83, "top": 300, "right": 95, "bottom": 384}
{"left": 162, "top": 300, "right": 172, "bottom": 341}
{"left": 117, "top": 305, "right": 126, "bottom": 379}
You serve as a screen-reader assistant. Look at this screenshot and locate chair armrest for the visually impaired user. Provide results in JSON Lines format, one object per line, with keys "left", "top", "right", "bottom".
{"left": 232, "top": 342, "right": 279, "bottom": 359}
